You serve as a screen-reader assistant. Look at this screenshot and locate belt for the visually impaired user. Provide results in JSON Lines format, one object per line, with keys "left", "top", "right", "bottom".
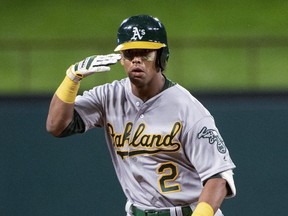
{"left": 131, "top": 205, "right": 192, "bottom": 216}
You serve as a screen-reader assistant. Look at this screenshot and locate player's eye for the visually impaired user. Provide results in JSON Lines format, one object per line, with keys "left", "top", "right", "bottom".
{"left": 122, "top": 49, "right": 156, "bottom": 61}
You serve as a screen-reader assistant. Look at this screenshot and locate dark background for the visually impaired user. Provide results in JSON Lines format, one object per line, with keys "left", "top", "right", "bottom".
{"left": 1, "top": 94, "right": 287, "bottom": 215}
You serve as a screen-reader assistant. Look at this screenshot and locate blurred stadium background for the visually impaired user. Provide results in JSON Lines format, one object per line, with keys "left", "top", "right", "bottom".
{"left": 1, "top": 0, "right": 288, "bottom": 94}
{"left": 1, "top": 0, "right": 287, "bottom": 215}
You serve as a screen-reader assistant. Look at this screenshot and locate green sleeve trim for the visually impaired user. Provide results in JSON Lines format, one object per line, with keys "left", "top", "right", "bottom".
{"left": 57, "top": 110, "right": 85, "bottom": 137}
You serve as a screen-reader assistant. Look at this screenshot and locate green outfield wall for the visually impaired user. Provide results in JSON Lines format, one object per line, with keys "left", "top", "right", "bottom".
{"left": 0, "top": 94, "right": 287, "bottom": 216}
{"left": 1, "top": 0, "right": 288, "bottom": 94}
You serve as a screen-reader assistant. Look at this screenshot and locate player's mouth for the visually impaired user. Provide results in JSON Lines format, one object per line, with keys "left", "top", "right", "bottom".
{"left": 130, "top": 67, "right": 145, "bottom": 76}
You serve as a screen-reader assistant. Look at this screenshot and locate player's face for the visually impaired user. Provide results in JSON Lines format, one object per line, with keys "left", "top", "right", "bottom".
{"left": 120, "top": 49, "right": 161, "bottom": 88}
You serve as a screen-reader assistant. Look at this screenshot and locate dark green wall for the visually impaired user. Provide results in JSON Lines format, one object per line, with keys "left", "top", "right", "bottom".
{"left": 1, "top": 94, "right": 287, "bottom": 215}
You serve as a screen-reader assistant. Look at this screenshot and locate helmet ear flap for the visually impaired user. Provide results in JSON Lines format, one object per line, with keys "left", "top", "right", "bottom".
{"left": 156, "top": 47, "right": 169, "bottom": 71}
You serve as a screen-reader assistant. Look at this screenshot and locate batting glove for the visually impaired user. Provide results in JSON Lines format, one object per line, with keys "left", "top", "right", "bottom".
{"left": 66, "top": 53, "right": 121, "bottom": 82}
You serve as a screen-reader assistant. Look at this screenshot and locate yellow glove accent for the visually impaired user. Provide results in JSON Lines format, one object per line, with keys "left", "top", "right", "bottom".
{"left": 55, "top": 76, "right": 80, "bottom": 104}
{"left": 192, "top": 202, "right": 214, "bottom": 216}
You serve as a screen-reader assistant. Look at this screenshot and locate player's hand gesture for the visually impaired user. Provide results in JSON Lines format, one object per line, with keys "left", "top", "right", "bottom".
{"left": 67, "top": 53, "right": 121, "bottom": 82}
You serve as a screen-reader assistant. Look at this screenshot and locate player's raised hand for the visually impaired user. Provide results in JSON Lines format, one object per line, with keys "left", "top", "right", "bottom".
{"left": 67, "top": 53, "right": 121, "bottom": 82}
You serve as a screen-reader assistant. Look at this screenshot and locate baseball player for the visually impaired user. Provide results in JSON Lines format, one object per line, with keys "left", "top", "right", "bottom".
{"left": 46, "top": 15, "right": 236, "bottom": 216}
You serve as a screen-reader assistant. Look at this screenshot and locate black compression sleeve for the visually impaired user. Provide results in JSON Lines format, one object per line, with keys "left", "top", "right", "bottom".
{"left": 57, "top": 110, "right": 85, "bottom": 138}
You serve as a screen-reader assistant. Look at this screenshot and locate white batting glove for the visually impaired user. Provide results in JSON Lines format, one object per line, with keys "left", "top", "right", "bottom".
{"left": 66, "top": 53, "right": 121, "bottom": 82}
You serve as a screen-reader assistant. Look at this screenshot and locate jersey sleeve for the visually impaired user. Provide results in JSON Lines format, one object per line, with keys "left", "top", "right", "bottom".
{"left": 184, "top": 116, "right": 236, "bottom": 182}
{"left": 74, "top": 86, "right": 106, "bottom": 131}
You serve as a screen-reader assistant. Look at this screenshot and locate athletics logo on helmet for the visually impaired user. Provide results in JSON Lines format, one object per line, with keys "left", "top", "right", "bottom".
{"left": 114, "top": 14, "right": 169, "bottom": 70}
{"left": 131, "top": 27, "right": 145, "bottom": 41}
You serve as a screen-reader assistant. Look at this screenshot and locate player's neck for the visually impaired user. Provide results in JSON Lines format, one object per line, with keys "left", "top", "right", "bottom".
{"left": 131, "top": 73, "right": 165, "bottom": 102}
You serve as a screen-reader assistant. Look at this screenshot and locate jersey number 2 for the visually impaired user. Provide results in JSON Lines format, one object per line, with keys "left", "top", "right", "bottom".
{"left": 157, "top": 162, "right": 181, "bottom": 193}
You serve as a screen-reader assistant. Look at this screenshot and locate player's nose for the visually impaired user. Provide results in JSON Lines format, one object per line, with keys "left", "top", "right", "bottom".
{"left": 132, "top": 56, "right": 142, "bottom": 64}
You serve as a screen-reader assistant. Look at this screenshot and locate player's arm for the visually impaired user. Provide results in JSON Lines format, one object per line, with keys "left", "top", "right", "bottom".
{"left": 192, "top": 170, "right": 236, "bottom": 216}
{"left": 46, "top": 93, "right": 75, "bottom": 136}
{"left": 192, "top": 178, "right": 227, "bottom": 216}
{"left": 46, "top": 54, "right": 121, "bottom": 137}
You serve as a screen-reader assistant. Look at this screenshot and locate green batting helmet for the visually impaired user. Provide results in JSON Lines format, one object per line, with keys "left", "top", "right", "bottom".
{"left": 114, "top": 15, "right": 169, "bottom": 71}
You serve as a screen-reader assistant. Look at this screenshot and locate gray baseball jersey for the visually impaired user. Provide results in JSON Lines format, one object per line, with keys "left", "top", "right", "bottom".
{"left": 74, "top": 77, "right": 235, "bottom": 208}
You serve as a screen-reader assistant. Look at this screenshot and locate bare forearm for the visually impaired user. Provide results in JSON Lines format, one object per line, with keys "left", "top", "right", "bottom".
{"left": 198, "top": 178, "right": 227, "bottom": 213}
{"left": 46, "top": 94, "right": 74, "bottom": 136}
